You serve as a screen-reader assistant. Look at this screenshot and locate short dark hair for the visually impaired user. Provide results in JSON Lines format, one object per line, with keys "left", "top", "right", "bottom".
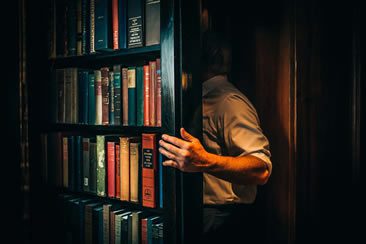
{"left": 201, "top": 31, "right": 232, "bottom": 75}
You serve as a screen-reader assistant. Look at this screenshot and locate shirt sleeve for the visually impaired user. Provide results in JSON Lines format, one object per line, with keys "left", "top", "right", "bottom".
{"left": 219, "top": 94, "right": 272, "bottom": 175}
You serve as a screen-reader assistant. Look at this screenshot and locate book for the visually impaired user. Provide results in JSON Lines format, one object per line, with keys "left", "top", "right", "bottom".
{"left": 136, "top": 66, "right": 144, "bottom": 126}
{"left": 95, "top": 0, "right": 112, "bottom": 51}
{"left": 130, "top": 139, "right": 141, "bottom": 203}
{"left": 113, "top": 65, "right": 121, "bottom": 125}
{"left": 95, "top": 70, "right": 102, "bottom": 125}
{"left": 128, "top": 67, "right": 136, "bottom": 125}
{"left": 101, "top": 67, "right": 110, "bottom": 125}
{"left": 127, "top": 0, "right": 144, "bottom": 48}
{"left": 142, "top": 133, "right": 157, "bottom": 208}
{"left": 96, "top": 135, "right": 106, "bottom": 196}
{"left": 82, "top": 137, "right": 90, "bottom": 192}
{"left": 122, "top": 67, "right": 129, "bottom": 126}
{"left": 145, "top": 0, "right": 160, "bottom": 46}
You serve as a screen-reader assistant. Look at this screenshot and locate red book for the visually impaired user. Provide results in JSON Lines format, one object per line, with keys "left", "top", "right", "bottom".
{"left": 107, "top": 141, "right": 116, "bottom": 197}
{"left": 115, "top": 143, "right": 120, "bottom": 198}
{"left": 143, "top": 65, "right": 150, "bottom": 126}
{"left": 141, "top": 218, "right": 148, "bottom": 244}
{"left": 156, "top": 58, "right": 161, "bottom": 127}
{"left": 112, "top": 0, "right": 119, "bottom": 49}
{"left": 142, "top": 133, "right": 157, "bottom": 208}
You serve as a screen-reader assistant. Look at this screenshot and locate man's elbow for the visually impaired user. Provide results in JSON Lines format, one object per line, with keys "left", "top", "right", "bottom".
{"left": 257, "top": 169, "right": 270, "bottom": 185}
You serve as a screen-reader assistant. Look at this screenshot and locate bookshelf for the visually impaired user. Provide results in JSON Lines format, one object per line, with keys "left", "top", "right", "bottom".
{"left": 27, "top": 0, "right": 202, "bottom": 243}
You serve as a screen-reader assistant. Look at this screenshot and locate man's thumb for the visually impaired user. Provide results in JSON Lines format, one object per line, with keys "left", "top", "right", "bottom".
{"left": 180, "top": 128, "right": 195, "bottom": 142}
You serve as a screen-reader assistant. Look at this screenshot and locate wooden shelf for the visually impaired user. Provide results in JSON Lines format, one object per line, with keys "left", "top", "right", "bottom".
{"left": 50, "top": 45, "right": 160, "bottom": 68}
{"left": 57, "top": 188, "right": 164, "bottom": 214}
{"left": 45, "top": 123, "right": 164, "bottom": 134}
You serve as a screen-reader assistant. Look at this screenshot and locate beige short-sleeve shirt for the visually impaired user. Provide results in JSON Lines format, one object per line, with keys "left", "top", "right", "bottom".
{"left": 202, "top": 75, "right": 272, "bottom": 205}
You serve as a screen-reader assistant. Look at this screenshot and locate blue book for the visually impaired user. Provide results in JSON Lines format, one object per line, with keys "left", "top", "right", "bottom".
{"left": 92, "top": 206, "right": 104, "bottom": 244}
{"left": 75, "top": 135, "right": 83, "bottom": 192}
{"left": 127, "top": 67, "right": 136, "bottom": 125}
{"left": 109, "top": 71, "right": 115, "bottom": 125}
{"left": 67, "top": 0, "right": 77, "bottom": 56}
{"left": 136, "top": 66, "right": 144, "bottom": 126}
{"left": 95, "top": 0, "right": 112, "bottom": 51}
{"left": 88, "top": 72, "right": 96, "bottom": 124}
{"left": 78, "top": 69, "right": 89, "bottom": 124}
{"left": 82, "top": 0, "right": 90, "bottom": 54}
{"left": 67, "top": 136, "right": 75, "bottom": 191}
{"left": 118, "top": 0, "right": 127, "bottom": 49}
{"left": 113, "top": 65, "right": 121, "bottom": 125}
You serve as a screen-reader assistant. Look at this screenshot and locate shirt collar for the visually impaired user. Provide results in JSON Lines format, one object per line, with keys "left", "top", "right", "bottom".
{"left": 202, "top": 75, "right": 228, "bottom": 97}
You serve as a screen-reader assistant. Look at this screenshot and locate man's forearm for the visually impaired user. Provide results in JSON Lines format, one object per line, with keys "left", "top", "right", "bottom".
{"left": 199, "top": 153, "right": 270, "bottom": 185}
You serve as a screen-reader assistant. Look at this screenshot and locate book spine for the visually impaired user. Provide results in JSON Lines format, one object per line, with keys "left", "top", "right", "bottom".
{"left": 127, "top": 0, "right": 143, "bottom": 48}
{"left": 109, "top": 71, "right": 115, "bottom": 125}
{"left": 120, "top": 137, "right": 130, "bottom": 201}
{"left": 145, "top": 0, "right": 160, "bottom": 46}
{"left": 113, "top": 65, "right": 121, "bottom": 125}
{"left": 82, "top": 137, "right": 90, "bottom": 192}
{"left": 64, "top": 68, "right": 72, "bottom": 123}
{"left": 149, "top": 61, "right": 156, "bottom": 126}
{"left": 95, "top": 70, "right": 102, "bottom": 125}
{"left": 115, "top": 143, "right": 121, "bottom": 198}
{"left": 143, "top": 65, "right": 150, "bottom": 126}
{"left": 89, "top": 140, "right": 97, "bottom": 194}
{"left": 142, "top": 133, "right": 157, "bottom": 208}
{"left": 112, "top": 0, "right": 119, "bottom": 49}
{"left": 141, "top": 218, "right": 148, "bottom": 244}
{"left": 67, "top": 0, "right": 77, "bottom": 56}
{"left": 103, "top": 204, "right": 111, "bottom": 244}
{"left": 101, "top": 67, "right": 110, "bottom": 125}
{"left": 76, "top": 0, "right": 82, "bottom": 55}
{"left": 78, "top": 70, "right": 89, "bottom": 124}
{"left": 96, "top": 135, "right": 106, "bottom": 196}
{"left": 57, "top": 69, "right": 66, "bottom": 123}
{"left": 95, "top": 0, "right": 111, "bottom": 51}
{"left": 88, "top": 72, "right": 96, "bottom": 124}
{"left": 136, "top": 66, "right": 144, "bottom": 126}
{"left": 128, "top": 67, "right": 136, "bottom": 126}
{"left": 107, "top": 141, "right": 116, "bottom": 198}
{"left": 48, "top": 0, "right": 56, "bottom": 58}
{"left": 81, "top": 0, "right": 88, "bottom": 54}
{"left": 75, "top": 135, "right": 83, "bottom": 192}
{"left": 71, "top": 68, "right": 79, "bottom": 123}
{"left": 156, "top": 58, "right": 161, "bottom": 126}
{"left": 67, "top": 136, "right": 75, "bottom": 190}
{"left": 62, "top": 137, "right": 69, "bottom": 188}
{"left": 118, "top": 0, "right": 127, "bottom": 49}
{"left": 122, "top": 67, "right": 129, "bottom": 126}
{"left": 130, "top": 142, "right": 140, "bottom": 203}
{"left": 90, "top": 0, "right": 95, "bottom": 53}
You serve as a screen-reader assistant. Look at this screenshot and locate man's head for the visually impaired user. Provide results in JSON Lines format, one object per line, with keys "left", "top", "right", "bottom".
{"left": 201, "top": 31, "right": 232, "bottom": 80}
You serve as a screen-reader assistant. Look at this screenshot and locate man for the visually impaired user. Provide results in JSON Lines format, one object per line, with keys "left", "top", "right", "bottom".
{"left": 158, "top": 31, "right": 272, "bottom": 243}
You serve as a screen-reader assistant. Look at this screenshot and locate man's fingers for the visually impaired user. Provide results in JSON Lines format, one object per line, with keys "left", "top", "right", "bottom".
{"left": 159, "top": 147, "right": 176, "bottom": 160}
{"left": 162, "top": 160, "right": 179, "bottom": 169}
{"left": 180, "top": 128, "right": 196, "bottom": 142}
{"left": 161, "top": 134, "right": 189, "bottom": 148}
{"left": 159, "top": 140, "right": 185, "bottom": 156}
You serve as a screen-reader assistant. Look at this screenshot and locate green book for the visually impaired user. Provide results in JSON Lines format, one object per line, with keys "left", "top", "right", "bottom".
{"left": 96, "top": 135, "right": 106, "bottom": 196}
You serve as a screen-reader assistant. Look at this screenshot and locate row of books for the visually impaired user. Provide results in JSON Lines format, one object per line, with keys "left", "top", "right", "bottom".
{"left": 42, "top": 133, "right": 163, "bottom": 209}
{"left": 54, "top": 58, "right": 161, "bottom": 126}
{"left": 49, "top": 0, "right": 160, "bottom": 57}
{"left": 58, "top": 194, "right": 163, "bottom": 244}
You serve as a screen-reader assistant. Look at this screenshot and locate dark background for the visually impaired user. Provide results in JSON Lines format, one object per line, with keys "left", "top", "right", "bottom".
{"left": 3, "top": 0, "right": 364, "bottom": 243}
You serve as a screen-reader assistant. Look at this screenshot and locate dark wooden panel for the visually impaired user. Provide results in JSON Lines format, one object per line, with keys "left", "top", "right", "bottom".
{"left": 295, "top": 0, "right": 357, "bottom": 242}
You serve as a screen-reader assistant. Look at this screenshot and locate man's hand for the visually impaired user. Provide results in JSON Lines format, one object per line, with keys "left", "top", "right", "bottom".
{"left": 159, "top": 128, "right": 209, "bottom": 172}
